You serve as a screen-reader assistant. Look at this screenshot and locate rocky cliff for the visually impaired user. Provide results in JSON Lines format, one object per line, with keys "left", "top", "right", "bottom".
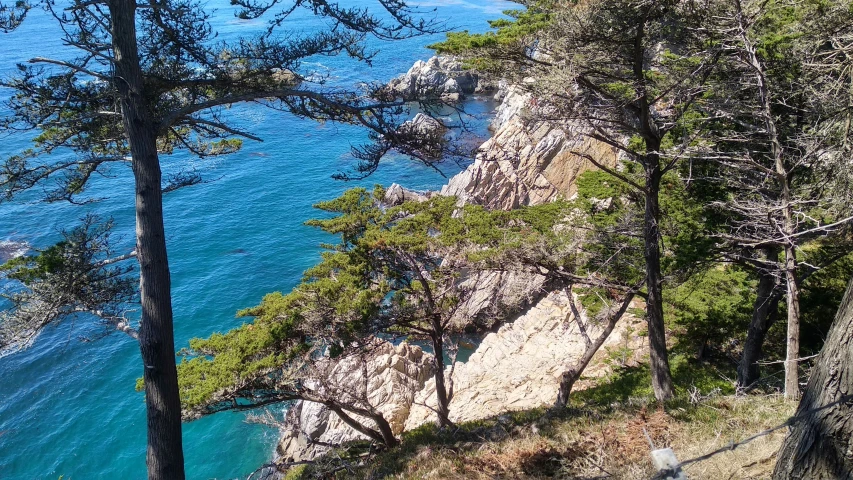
{"left": 274, "top": 61, "right": 636, "bottom": 463}
{"left": 278, "top": 290, "right": 647, "bottom": 462}
{"left": 442, "top": 86, "right": 621, "bottom": 210}
{"left": 404, "top": 289, "right": 646, "bottom": 428}
{"left": 277, "top": 341, "right": 434, "bottom": 462}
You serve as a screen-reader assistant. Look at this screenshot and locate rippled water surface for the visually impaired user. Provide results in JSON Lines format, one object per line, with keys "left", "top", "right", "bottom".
{"left": 0, "top": 2, "right": 510, "bottom": 478}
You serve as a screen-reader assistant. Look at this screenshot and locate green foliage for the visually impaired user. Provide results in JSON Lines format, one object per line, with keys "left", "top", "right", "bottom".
{"left": 176, "top": 241, "right": 384, "bottom": 413}
{"left": 283, "top": 464, "right": 308, "bottom": 480}
{"left": 176, "top": 188, "right": 490, "bottom": 414}
{"left": 176, "top": 185, "right": 598, "bottom": 416}
{"left": 427, "top": 5, "right": 552, "bottom": 71}
{"left": 665, "top": 266, "right": 754, "bottom": 356}
{"left": 429, "top": 7, "right": 552, "bottom": 55}
{"left": 658, "top": 173, "right": 716, "bottom": 276}
{"left": 572, "top": 353, "right": 736, "bottom": 406}
{"left": 305, "top": 188, "right": 385, "bottom": 249}
{"left": 1, "top": 242, "right": 68, "bottom": 284}
{"left": 798, "top": 253, "right": 853, "bottom": 353}
{"left": 0, "top": 216, "right": 136, "bottom": 355}
{"left": 177, "top": 318, "right": 307, "bottom": 411}
{"left": 752, "top": 0, "right": 806, "bottom": 63}
{"left": 570, "top": 169, "right": 646, "bottom": 285}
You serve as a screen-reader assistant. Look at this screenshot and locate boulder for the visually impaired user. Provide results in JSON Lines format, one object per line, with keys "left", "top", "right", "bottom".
{"left": 383, "top": 183, "right": 432, "bottom": 206}
{"left": 394, "top": 112, "right": 447, "bottom": 160}
{"left": 386, "top": 56, "right": 493, "bottom": 102}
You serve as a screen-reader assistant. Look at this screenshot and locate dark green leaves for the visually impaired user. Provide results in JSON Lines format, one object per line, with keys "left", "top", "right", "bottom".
{"left": 0, "top": 216, "right": 136, "bottom": 354}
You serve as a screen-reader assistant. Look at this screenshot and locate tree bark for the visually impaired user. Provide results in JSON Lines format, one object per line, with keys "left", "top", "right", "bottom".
{"left": 782, "top": 242, "right": 802, "bottom": 400}
{"left": 109, "top": 1, "right": 185, "bottom": 478}
{"left": 326, "top": 404, "right": 399, "bottom": 447}
{"left": 554, "top": 289, "right": 637, "bottom": 409}
{"left": 738, "top": 248, "right": 782, "bottom": 391}
{"left": 772, "top": 276, "right": 853, "bottom": 479}
{"left": 737, "top": 3, "right": 803, "bottom": 401}
{"left": 430, "top": 331, "right": 453, "bottom": 428}
{"left": 631, "top": 11, "right": 674, "bottom": 402}
{"left": 644, "top": 148, "right": 675, "bottom": 402}
{"left": 369, "top": 412, "right": 400, "bottom": 447}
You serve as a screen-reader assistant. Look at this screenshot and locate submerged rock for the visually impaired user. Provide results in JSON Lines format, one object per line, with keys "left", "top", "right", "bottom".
{"left": 0, "top": 240, "right": 29, "bottom": 263}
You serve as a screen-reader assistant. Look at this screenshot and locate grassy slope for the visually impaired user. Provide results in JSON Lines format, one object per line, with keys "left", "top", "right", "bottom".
{"left": 289, "top": 359, "right": 794, "bottom": 479}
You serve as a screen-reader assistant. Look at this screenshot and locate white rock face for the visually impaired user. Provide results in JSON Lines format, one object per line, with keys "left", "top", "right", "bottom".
{"left": 405, "top": 289, "right": 646, "bottom": 429}
{"left": 386, "top": 56, "right": 491, "bottom": 102}
{"left": 278, "top": 290, "right": 647, "bottom": 460}
{"left": 277, "top": 341, "right": 434, "bottom": 462}
{"left": 450, "top": 269, "right": 550, "bottom": 330}
{"left": 441, "top": 86, "right": 621, "bottom": 210}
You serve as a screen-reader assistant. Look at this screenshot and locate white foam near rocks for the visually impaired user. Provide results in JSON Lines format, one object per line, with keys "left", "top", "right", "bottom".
{"left": 0, "top": 240, "right": 30, "bottom": 263}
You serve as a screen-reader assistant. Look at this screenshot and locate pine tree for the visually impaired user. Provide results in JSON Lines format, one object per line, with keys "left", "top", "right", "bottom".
{"left": 0, "top": 0, "right": 438, "bottom": 477}
{"left": 700, "top": 0, "right": 853, "bottom": 398}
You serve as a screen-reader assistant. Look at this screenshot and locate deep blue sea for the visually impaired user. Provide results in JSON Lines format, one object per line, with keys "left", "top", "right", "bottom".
{"left": 0, "top": 2, "right": 511, "bottom": 478}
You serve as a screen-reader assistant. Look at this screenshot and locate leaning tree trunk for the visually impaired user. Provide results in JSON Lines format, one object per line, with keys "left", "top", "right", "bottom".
{"left": 110, "top": 1, "right": 186, "bottom": 478}
{"left": 430, "top": 330, "right": 453, "bottom": 428}
{"left": 738, "top": 249, "right": 781, "bottom": 391}
{"left": 643, "top": 149, "right": 674, "bottom": 402}
{"left": 327, "top": 404, "right": 399, "bottom": 448}
{"left": 554, "top": 288, "right": 637, "bottom": 409}
{"left": 772, "top": 276, "right": 853, "bottom": 479}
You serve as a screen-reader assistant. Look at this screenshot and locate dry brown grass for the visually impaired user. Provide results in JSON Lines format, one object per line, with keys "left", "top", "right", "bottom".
{"left": 333, "top": 394, "right": 794, "bottom": 480}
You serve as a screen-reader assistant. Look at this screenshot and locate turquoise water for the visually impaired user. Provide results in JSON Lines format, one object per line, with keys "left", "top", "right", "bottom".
{"left": 0, "top": 2, "right": 509, "bottom": 478}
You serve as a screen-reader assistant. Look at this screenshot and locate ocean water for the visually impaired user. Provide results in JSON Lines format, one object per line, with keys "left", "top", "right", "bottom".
{"left": 0, "top": 1, "right": 511, "bottom": 478}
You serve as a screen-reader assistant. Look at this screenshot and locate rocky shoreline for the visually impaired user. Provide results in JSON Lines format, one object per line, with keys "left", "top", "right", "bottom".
{"left": 385, "top": 56, "right": 496, "bottom": 102}
{"left": 273, "top": 56, "right": 643, "bottom": 465}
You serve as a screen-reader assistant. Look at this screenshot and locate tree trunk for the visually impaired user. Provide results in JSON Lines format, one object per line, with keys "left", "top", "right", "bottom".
{"left": 631, "top": 10, "right": 674, "bottom": 402}
{"left": 109, "top": 1, "right": 185, "bottom": 478}
{"left": 738, "top": 8, "right": 802, "bottom": 401}
{"left": 738, "top": 248, "right": 781, "bottom": 391}
{"left": 643, "top": 149, "right": 675, "bottom": 402}
{"left": 554, "top": 290, "right": 636, "bottom": 409}
{"left": 772, "top": 276, "right": 853, "bottom": 479}
{"left": 327, "top": 405, "right": 399, "bottom": 448}
{"left": 430, "top": 332, "right": 453, "bottom": 428}
{"left": 782, "top": 239, "right": 802, "bottom": 400}
{"left": 369, "top": 413, "right": 400, "bottom": 448}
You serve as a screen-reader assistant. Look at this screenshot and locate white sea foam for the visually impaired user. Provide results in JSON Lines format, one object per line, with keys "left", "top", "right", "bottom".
{"left": 0, "top": 240, "right": 30, "bottom": 263}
